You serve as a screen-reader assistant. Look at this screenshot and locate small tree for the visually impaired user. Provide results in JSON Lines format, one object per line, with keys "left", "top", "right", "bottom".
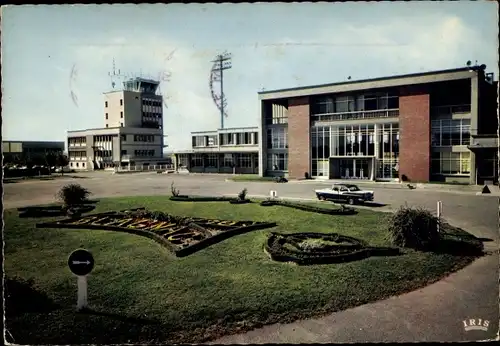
{"left": 57, "top": 183, "right": 91, "bottom": 207}
{"left": 56, "top": 154, "right": 70, "bottom": 175}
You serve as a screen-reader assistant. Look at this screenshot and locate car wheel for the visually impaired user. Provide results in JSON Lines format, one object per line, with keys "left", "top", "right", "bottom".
{"left": 348, "top": 198, "right": 355, "bottom": 205}
{"left": 318, "top": 195, "right": 326, "bottom": 201}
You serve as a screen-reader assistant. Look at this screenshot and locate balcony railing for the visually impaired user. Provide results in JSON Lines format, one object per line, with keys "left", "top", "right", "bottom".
{"left": 312, "top": 109, "right": 399, "bottom": 122}
{"left": 432, "top": 104, "right": 471, "bottom": 116}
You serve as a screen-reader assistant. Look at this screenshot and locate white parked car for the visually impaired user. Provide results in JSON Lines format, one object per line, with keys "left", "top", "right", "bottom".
{"left": 315, "top": 184, "right": 374, "bottom": 205}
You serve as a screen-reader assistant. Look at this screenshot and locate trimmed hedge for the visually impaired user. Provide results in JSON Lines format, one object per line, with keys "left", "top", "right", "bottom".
{"left": 265, "top": 232, "right": 401, "bottom": 265}
{"left": 259, "top": 199, "right": 358, "bottom": 215}
{"left": 18, "top": 204, "right": 95, "bottom": 218}
{"left": 169, "top": 196, "right": 236, "bottom": 202}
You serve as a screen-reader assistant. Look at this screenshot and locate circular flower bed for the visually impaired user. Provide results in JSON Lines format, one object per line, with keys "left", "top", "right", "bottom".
{"left": 265, "top": 232, "right": 400, "bottom": 265}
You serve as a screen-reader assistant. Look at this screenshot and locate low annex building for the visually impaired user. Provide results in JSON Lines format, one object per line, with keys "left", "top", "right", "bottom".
{"left": 258, "top": 64, "right": 498, "bottom": 184}
{"left": 172, "top": 127, "right": 259, "bottom": 174}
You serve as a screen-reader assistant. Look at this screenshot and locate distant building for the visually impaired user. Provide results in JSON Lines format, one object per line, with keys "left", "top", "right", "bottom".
{"left": 172, "top": 127, "right": 259, "bottom": 174}
{"left": 67, "top": 78, "right": 168, "bottom": 170}
{"left": 258, "top": 64, "right": 498, "bottom": 184}
{"left": 2, "top": 140, "right": 64, "bottom": 164}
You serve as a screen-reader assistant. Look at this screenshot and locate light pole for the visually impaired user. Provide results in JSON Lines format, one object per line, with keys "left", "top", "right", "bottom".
{"left": 210, "top": 51, "right": 232, "bottom": 129}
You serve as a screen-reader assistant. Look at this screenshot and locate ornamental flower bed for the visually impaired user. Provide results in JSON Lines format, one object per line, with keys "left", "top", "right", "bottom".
{"left": 36, "top": 208, "right": 276, "bottom": 257}
{"left": 265, "top": 232, "right": 401, "bottom": 265}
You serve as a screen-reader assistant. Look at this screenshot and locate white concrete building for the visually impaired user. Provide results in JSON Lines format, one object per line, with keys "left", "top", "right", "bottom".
{"left": 67, "top": 77, "right": 168, "bottom": 170}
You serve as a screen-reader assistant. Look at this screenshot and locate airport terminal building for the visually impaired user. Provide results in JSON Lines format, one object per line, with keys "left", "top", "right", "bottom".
{"left": 258, "top": 65, "right": 498, "bottom": 184}
{"left": 67, "top": 77, "right": 169, "bottom": 170}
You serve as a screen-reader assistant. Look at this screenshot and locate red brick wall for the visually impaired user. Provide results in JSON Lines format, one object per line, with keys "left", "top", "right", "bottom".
{"left": 288, "top": 96, "right": 310, "bottom": 179}
{"left": 398, "top": 88, "right": 431, "bottom": 182}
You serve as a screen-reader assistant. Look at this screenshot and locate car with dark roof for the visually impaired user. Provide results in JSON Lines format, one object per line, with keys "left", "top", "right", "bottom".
{"left": 315, "top": 183, "right": 374, "bottom": 205}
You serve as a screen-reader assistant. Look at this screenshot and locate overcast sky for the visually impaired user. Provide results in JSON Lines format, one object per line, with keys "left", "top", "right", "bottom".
{"left": 2, "top": 2, "right": 498, "bottom": 150}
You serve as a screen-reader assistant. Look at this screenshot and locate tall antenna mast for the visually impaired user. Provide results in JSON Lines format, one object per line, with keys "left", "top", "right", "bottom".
{"left": 209, "top": 51, "right": 232, "bottom": 129}
{"left": 108, "top": 58, "right": 127, "bottom": 89}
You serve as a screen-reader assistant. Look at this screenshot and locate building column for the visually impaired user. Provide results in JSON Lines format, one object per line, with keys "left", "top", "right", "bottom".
{"left": 469, "top": 73, "right": 479, "bottom": 185}
{"left": 373, "top": 124, "right": 379, "bottom": 179}
{"left": 233, "top": 133, "right": 238, "bottom": 145}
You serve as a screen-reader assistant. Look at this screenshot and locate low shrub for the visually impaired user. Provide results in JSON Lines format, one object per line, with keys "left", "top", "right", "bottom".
{"left": 169, "top": 196, "right": 234, "bottom": 202}
{"left": 238, "top": 188, "right": 248, "bottom": 201}
{"left": 56, "top": 183, "right": 91, "bottom": 207}
{"left": 386, "top": 205, "right": 440, "bottom": 251}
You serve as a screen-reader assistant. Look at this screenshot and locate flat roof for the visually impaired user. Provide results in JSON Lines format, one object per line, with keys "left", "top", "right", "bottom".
{"left": 2, "top": 140, "right": 65, "bottom": 145}
{"left": 192, "top": 126, "right": 259, "bottom": 135}
{"left": 67, "top": 126, "right": 163, "bottom": 136}
{"left": 258, "top": 65, "right": 488, "bottom": 100}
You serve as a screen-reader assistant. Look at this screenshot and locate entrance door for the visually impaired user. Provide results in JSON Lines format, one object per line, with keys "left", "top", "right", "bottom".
{"left": 355, "top": 159, "right": 370, "bottom": 180}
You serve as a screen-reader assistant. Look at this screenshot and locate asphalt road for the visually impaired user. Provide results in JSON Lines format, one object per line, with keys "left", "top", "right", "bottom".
{"left": 3, "top": 172, "right": 499, "bottom": 342}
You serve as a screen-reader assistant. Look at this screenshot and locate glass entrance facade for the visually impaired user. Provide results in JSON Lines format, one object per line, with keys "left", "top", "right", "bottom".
{"left": 311, "top": 123, "right": 399, "bottom": 180}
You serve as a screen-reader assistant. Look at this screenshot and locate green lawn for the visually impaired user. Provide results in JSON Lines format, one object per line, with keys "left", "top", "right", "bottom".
{"left": 4, "top": 196, "right": 479, "bottom": 344}
{"left": 228, "top": 174, "right": 277, "bottom": 182}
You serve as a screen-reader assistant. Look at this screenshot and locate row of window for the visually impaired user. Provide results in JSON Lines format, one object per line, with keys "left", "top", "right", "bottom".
{"left": 70, "top": 162, "right": 86, "bottom": 168}
{"left": 215, "top": 132, "right": 258, "bottom": 146}
{"left": 311, "top": 93, "right": 399, "bottom": 115}
{"left": 189, "top": 153, "right": 256, "bottom": 168}
{"left": 134, "top": 135, "right": 155, "bottom": 142}
{"left": 94, "top": 135, "right": 114, "bottom": 142}
{"left": 105, "top": 112, "right": 124, "bottom": 120}
{"left": 70, "top": 151, "right": 87, "bottom": 158}
{"left": 431, "top": 119, "right": 471, "bottom": 146}
{"left": 142, "top": 99, "right": 162, "bottom": 107}
{"left": 267, "top": 153, "right": 288, "bottom": 171}
{"left": 265, "top": 103, "right": 288, "bottom": 125}
{"left": 104, "top": 99, "right": 123, "bottom": 108}
{"left": 135, "top": 150, "right": 155, "bottom": 157}
{"left": 311, "top": 124, "right": 400, "bottom": 159}
{"left": 267, "top": 127, "right": 288, "bottom": 149}
{"left": 95, "top": 150, "right": 112, "bottom": 158}
{"left": 68, "top": 137, "right": 86, "bottom": 145}
{"left": 431, "top": 152, "right": 471, "bottom": 175}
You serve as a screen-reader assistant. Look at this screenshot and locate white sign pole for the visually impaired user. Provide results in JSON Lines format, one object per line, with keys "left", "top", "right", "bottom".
{"left": 76, "top": 275, "right": 88, "bottom": 311}
{"left": 437, "top": 201, "right": 442, "bottom": 233}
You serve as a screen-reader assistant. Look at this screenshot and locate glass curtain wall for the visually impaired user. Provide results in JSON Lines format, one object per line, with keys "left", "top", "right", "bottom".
{"left": 311, "top": 122, "right": 399, "bottom": 179}
{"left": 377, "top": 123, "right": 400, "bottom": 179}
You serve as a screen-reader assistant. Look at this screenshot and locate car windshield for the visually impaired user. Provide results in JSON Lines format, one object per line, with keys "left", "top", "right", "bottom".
{"left": 346, "top": 185, "right": 360, "bottom": 191}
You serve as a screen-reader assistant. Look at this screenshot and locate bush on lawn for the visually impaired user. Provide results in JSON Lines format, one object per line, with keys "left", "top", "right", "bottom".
{"left": 387, "top": 205, "right": 440, "bottom": 250}
{"left": 56, "top": 183, "right": 91, "bottom": 207}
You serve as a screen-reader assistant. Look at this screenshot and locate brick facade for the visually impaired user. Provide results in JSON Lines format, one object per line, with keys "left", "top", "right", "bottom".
{"left": 398, "top": 88, "right": 431, "bottom": 182}
{"left": 287, "top": 96, "right": 310, "bottom": 179}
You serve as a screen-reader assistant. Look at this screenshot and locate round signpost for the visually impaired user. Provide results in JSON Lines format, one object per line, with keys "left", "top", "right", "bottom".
{"left": 68, "top": 249, "right": 94, "bottom": 311}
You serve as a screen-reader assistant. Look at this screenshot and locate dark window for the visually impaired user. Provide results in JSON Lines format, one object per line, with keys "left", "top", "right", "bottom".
{"left": 105, "top": 113, "right": 108, "bottom": 119}
{"left": 120, "top": 99, "right": 123, "bottom": 106}
{"left": 105, "top": 101, "right": 108, "bottom": 108}
{"left": 121, "top": 150, "right": 127, "bottom": 155}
